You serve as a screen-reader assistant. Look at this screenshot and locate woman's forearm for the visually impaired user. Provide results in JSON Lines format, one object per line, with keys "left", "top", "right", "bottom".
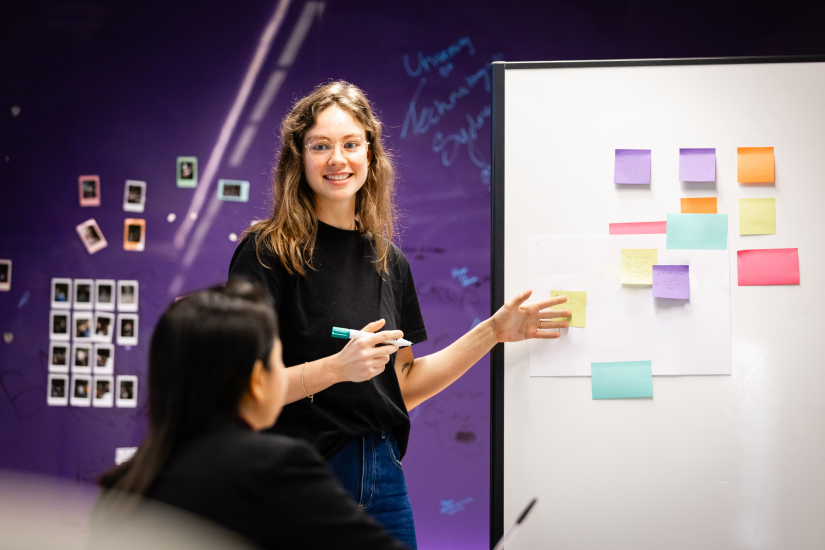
{"left": 284, "top": 356, "right": 342, "bottom": 405}
{"left": 401, "top": 319, "right": 498, "bottom": 410}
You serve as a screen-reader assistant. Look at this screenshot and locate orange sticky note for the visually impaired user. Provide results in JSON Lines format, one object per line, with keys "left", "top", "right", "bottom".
{"left": 737, "top": 147, "right": 774, "bottom": 183}
{"left": 680, "top": 197, "right": 717, "bottom": 214}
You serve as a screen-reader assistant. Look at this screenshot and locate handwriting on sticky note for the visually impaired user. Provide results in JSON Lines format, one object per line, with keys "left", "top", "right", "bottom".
{"left": 621, "top": 249, "right": 657, "bottom": 285}
{"left": 652, "top": 265, "right": 690, "bottom": 299}
{"left": 549, "top": 290, "right": 586, "bottom": 328}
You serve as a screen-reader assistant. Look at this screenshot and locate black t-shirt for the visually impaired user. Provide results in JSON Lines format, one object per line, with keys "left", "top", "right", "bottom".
{"left": 228, "top": 221, "right": 427, "bottom": 459}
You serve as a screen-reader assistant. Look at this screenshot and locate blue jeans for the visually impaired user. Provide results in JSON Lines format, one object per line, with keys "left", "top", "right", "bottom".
{"left": 326, "top": 431, "right": 417, "bottom": 549}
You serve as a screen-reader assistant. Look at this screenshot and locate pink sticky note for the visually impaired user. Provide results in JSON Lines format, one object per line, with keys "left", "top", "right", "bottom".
{"left": 609, "top": 221, "right": 667, "bottom": 235}
{"left": 737, "top": 248, "right": 799, "bottom": 286}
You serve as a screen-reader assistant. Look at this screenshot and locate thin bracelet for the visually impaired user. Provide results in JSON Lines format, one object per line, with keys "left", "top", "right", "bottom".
{"left": 300, "top": 363, "right": 314, "bottom": 403}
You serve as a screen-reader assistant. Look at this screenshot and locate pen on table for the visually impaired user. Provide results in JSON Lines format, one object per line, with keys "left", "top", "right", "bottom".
{"left": 491, "top": 498, "right": 537, "bottom": 550}
{"left": 331, "top": 327, "right": 412, "bottom": 347}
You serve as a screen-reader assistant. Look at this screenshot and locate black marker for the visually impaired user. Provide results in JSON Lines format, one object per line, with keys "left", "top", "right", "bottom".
{"left": 492, "top": 497, "right": 537, "bottom": 550}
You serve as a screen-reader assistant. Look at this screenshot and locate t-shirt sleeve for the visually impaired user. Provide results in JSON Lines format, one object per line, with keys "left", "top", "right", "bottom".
{"left": 397, "top": 253, "right": 427, "bottom": 345}
{"left": 255, "top": 441, "right": 411, "bottom": 550}
{"left": 228, "top": 235, "right": 284, "bottom": 312}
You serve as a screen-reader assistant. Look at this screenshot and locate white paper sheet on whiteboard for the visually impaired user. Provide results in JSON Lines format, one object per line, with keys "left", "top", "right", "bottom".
{"left": 529, "top": 234, "right": 730, "bottom": 376}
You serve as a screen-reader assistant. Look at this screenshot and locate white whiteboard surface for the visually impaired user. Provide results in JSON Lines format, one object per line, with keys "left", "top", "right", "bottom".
{"left": 499, "top": 60, "right": 825, "bottom": 550}
{"left": 529, "top": 234, "right": 730, "bottom": 376}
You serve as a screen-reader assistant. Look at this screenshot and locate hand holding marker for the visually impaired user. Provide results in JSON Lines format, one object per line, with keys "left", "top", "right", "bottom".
{"left": 332, "top": 327, "right": 412, "bottom": 347}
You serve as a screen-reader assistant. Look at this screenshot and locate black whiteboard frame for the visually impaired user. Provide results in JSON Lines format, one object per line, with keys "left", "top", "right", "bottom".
{"left": 489, "top": 54, "right": 825, "bottom": 548}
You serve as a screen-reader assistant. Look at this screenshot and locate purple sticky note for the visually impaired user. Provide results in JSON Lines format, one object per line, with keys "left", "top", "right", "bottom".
{"left": 652, "top": 265, "right": 690, "bottom": 299}
{"left": 614, "top": 149, "right": 651, "bottom": 184}
{"left": 679, "top": 148, "right": 716, "bottom": 182}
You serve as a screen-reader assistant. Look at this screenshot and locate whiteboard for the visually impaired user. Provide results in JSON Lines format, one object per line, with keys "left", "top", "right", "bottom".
{"left": 491, "top": 58, "right": 825, "bottom": 550}
{"left": 529, "top": 234, "right": 730, "bottom": 376}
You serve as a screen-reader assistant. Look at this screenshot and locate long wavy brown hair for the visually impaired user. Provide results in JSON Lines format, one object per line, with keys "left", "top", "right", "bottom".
{"left": 244, "top": 81, "right": 397, "bottom": 275}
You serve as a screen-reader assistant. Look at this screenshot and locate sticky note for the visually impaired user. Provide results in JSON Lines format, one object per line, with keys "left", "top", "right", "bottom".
{"left": 737, "top": 248, "right": 799, "bottom": 285}
{"left": 680, "top": 197, "right": 717, "bottom": 214}
{"left": 666, "top": 213, "right": 728, "bottom": 250}
{"left": 737, "top": 147, "right": 774, "bottom": 183}
{"left": 614, "top": 149, "right": 651, "bottom": 184}
{"left": 591, "top": 361, "right": 653, "bottom": 399}
{"left": 652, "top": 265, "right": 689, "bottom": 299}
{"left": 549, "top": 290, "right": 586, "bottom": 328}
{"left": 621, "top": 249, "right": 657, "bottom": 285}
{"left": 739, "top": 198, "right": 776, "bottom": 235}
{"left": 679, "top": 148, "right": 716, "bottom": 182}
{"left": 609, "top": 221, "right": 666, "bottom": 235}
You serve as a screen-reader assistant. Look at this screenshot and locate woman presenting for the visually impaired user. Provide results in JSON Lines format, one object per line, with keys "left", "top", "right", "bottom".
{"left": 228, "top": 81, "right": 570, "bottom": 548}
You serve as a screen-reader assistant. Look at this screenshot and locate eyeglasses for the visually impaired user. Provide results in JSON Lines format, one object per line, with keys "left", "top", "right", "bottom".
{"left": 305, "top": 138, "right": 370, "bottom": 163}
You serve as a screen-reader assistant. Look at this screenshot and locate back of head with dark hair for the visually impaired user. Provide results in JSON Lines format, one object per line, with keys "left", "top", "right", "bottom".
{"left": 99, "top": 278, "right": 278, "bottom": 496}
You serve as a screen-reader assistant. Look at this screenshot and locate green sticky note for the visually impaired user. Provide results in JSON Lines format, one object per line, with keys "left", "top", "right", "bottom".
{"left": 177, "top": 156, "right": 198, "bottom": 188}
{"left": 739, "top": 198, "right": 776, "bottom": 235}
{"left": 549, "top": 290, "right": 586, "bottom": 328}
{"left": 666, "top": 213, "right": 728, "bottom": 250}
{"left": 621, "top": 249, "right": 657, "bottom": 285}
{"left": 591, "top": 360, "right": 653, "bottom": 399}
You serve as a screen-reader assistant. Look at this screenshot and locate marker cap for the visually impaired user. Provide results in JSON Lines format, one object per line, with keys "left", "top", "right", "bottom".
{"left": 331, "top": 327, "right": 351, "bottom": 339}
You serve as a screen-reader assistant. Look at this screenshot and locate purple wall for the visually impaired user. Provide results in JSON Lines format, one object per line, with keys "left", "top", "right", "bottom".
{"left": 1, "top": 1, "right": 823, "bottom": 548}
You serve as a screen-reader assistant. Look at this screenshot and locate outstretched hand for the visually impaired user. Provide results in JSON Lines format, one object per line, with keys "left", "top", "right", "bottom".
{"left": 489, "top": 290, "right": 571, "bottom": 342}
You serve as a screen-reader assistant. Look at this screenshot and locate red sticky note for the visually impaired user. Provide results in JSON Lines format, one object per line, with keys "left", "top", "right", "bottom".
{"left": 737, "top": 248, "right": 799, "bottom": 286}
{"left": 609, "top": 221, "right": 667, "bottom": 235}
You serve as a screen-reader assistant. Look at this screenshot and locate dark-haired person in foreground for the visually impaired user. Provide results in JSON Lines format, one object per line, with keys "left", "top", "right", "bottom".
{"left": 96, "top": 280, "right": 409, "bottom": 549}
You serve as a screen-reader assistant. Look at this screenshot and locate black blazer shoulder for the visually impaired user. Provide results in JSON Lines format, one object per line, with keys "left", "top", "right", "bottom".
{"left": 148, "top": 415, "right": 408, "bottom": 550}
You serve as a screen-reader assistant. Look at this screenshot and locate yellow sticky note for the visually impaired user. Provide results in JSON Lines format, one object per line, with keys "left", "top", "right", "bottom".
{"left": 621, "top": 249, "right": 657, "bottom": 285}
{"left": 550, "top": 290, "right": 586, "bottom": 328}
{"left": 737, "top": 147, "right": 775, "bottom": 183}
{"left": 739, "top": 198, "right": 776, "bottom": 235}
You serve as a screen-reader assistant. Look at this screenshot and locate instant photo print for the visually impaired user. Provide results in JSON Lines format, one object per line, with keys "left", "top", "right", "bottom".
{"left": 71, "top": 343, "right": 93, "bottom": 374}
{"left": 93, "top": 343, "right": 114, "bottom": 374}
{"left": 94, "top": 311, "right": 114, "bottom": 342}
{"left": 116, "top": 375, "right": 138, "bottom": 407}
{"left": 51, "top": 278, "right": 72, "bottom": 309}
{"left": 73, "top": 278, "right": 95, "bottom": 310}
{"left": 95, "top": 279, "right": 116, "bottom": 311}
{"left": 116, "top": 313, "right": 139, "bottom": 346}
{"left": 49, "top": 311, "right": 70, "bottom": 341}
{"left": 47, "top": 375, "right": 69, "bottom": 406}
{"left": 72, "top": 311, "right": 94, "bottom": 342}
{"left": 117, "top": 280, "right": 139, "bottom": 312}
{"left": 176, "top": 156, "right": 198, "bottom": 188}
{"left": 123, "top": 219, "right": 146, "bottom": 251}
{"left": 0, "top": 259, "right": 10, "bottom": 291}
{"left": 123, "top": 180, "right": 146, "bottom": 213}
{"left": 217, "top": 179, "right": 249, "bottom": 202}
{"left": 75, "top": 219, "right": 108, "bottom": 254}
{"left": 49, "top": 342, "right": 70, "bottom": 373}
{"left": 70, "top": 375, "right": 92, "bottom": 407}
{"left": 93, "top": 376, "right": 114, "bottom": 407}
{"left": 78, "top": 175, "right": 101, "bottom": 207}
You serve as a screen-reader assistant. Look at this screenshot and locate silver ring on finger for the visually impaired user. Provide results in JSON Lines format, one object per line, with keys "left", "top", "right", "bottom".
{"left": 539, "top": 319, "right": 550, "bottom": 330}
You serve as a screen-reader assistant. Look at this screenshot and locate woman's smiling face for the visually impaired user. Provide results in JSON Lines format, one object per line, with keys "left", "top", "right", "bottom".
{"left": 303, "top": 104, "right": 370, "bottom": 213}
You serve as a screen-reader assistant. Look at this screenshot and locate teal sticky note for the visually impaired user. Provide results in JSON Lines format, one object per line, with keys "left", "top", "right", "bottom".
{"left": 591, "top": 360, "right": 653, "bottom": 399}
{"left": 666, "top": 213, "right": 728, "bottom": 250}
